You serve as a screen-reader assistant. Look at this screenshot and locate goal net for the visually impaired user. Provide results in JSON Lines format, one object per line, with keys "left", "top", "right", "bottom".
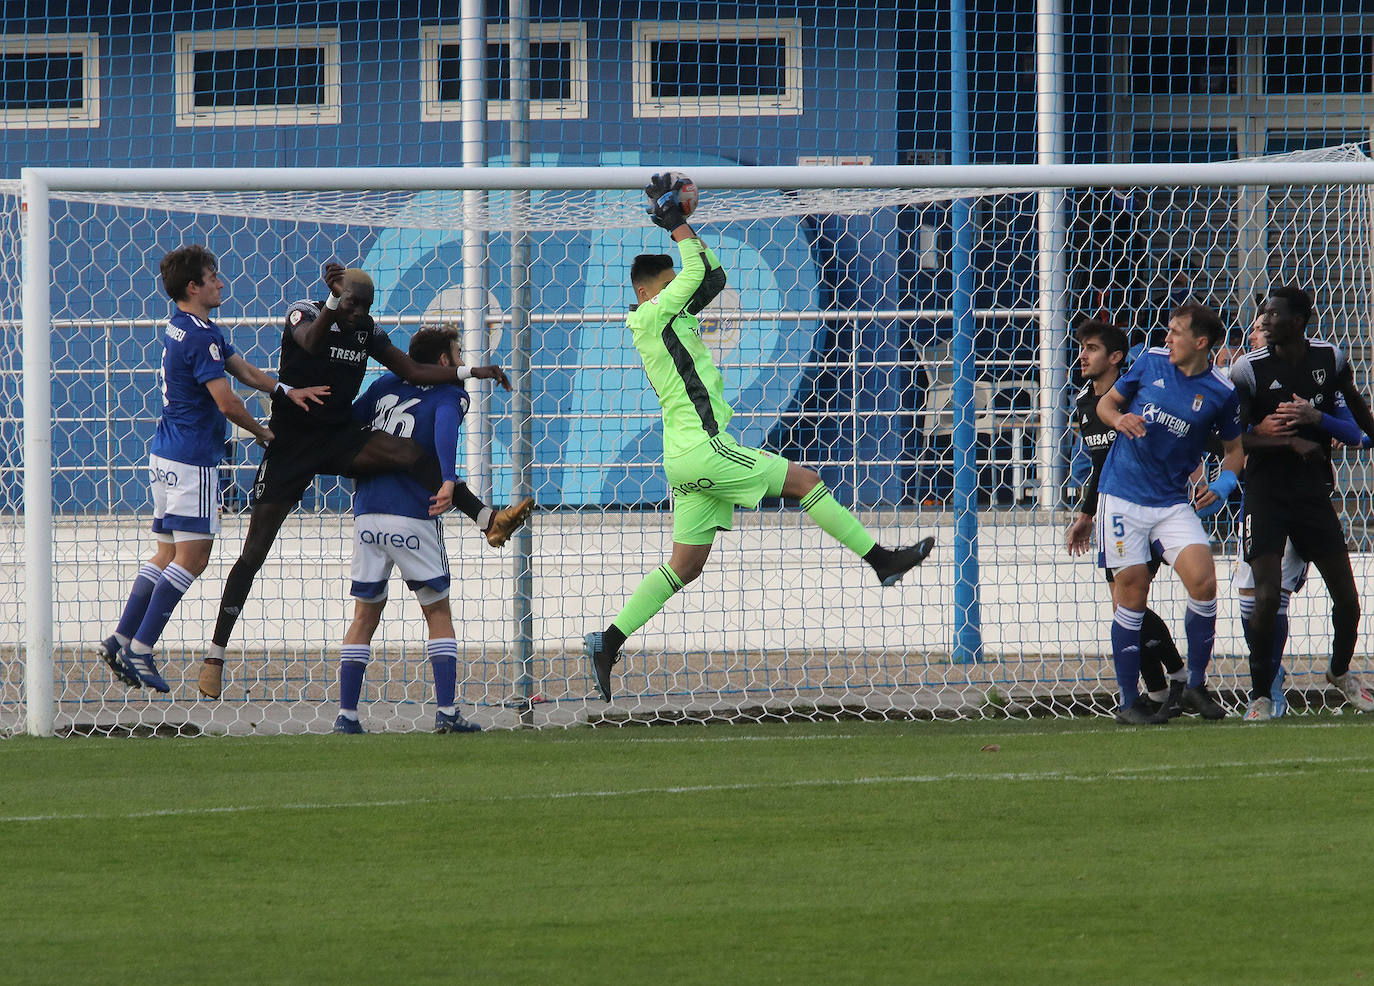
{"left": 5, "top": 149, "right": 1374, "bottom": 736}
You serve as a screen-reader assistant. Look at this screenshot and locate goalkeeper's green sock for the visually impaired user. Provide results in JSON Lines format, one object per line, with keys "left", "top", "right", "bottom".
{"left": 799, "top": 483, "right": 877, "bottom": 556}
{"left": 609, "top": 564, "right": 687, "bottom": 643}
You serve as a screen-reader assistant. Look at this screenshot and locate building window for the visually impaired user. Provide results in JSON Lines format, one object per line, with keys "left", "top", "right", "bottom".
{"left": 174, "top": 28, "right": 341, "bottom": 126}
{"left": 1265, "top": 34, "right": 1371, "bottom": 95}
{"left": 1128, "top": 35, "right": 1236, "bottom": 96}
{"left": 0, "top": 33, "right": 100, "bottom": 129}
{"left": 420, "top": 22, "right": 588, "bottom": 122}
{"left": 633, "top": 19, "right": 803, "bottom": 118}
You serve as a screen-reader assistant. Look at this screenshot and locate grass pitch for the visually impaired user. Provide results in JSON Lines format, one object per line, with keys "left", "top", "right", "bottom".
{"left": 2, "top": 715, "right": 1372, "bottom": 985}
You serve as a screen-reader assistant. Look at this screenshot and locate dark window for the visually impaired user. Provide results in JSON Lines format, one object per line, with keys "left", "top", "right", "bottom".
{"left": 0, "top": 52, "right": 83, "bottom": 110}
{"left": 191, "top": 47, "right": 325, "bottom": 108}
{"left": 650, "top": 38, "right": 788, "bottom": 99}
{"left": 1265, "top": 35, "right": 1371, "bottom": 94}
{"left": 1128, "top": 35, "right": 1236, "bottom": 96}
{"left": 436, "top": 40, "right": 574, "bottom": 103}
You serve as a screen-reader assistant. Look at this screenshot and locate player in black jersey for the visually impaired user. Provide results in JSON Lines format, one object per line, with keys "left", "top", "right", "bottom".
{"left": 1228, "top": 286, "right": 1374, "bottom": 718}
{"left": 1064, "top": 319, "right": 1188, "bottom": 723}
{"left": 197, "top": 264, "right": 534, "bottom": 699}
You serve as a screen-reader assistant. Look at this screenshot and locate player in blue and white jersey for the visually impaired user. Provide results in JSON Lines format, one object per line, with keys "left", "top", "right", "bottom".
{"left": 96, "top": 245, "right": 327, "bottom": 693}
{"left": 1095, "top": 301, "right": 1244, "bottom": 724}
{"left": 330, "top": 324, "right": 485, "bottom": 735}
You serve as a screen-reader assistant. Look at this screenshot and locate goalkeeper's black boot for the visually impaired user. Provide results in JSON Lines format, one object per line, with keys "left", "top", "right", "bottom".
{"left": 1114, "top": 697, "right": 1169, "bottom": 725}
{"left": 584, "top": 631, "right": 619, "bottom": 701}
{"left": 868, "top": 536, "right": 936, "bottom": 586}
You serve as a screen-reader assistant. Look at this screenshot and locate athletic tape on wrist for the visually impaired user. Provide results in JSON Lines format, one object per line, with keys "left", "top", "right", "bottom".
{"left": 325, "top": 294, "right": 339, "bottom": 310}
{"left": 455, "top": 365, "right": 472, "bottom": 381}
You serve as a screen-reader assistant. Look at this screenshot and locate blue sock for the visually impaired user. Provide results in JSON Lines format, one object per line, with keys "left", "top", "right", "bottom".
{"left": 339, "top": 644, "right": 370, "bottom": 715}
{"left": 1111, "top": 607, "right": 1145, "bottom": 709}
{"left": 428, "top": 637, "right": 458, "bottom": 713}
{"left": 130, "top": 563, "right": 195, "bottom": 651}
{"left": 1184, "top": 596, "right": 1217, "bottom": 688}
{"left": 115, "top": 562, "right": 165, "bottom": 642}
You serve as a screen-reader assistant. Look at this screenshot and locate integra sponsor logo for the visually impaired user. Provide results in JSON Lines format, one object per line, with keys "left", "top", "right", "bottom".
{"left": 1140, "top": 402, "right": 1191, "bottom": 438}
{"left": 360, "top": 529, "right": 422, "bottom": 549}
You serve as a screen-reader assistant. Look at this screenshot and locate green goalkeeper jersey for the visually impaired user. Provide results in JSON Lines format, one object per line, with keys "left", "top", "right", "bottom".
{"left": 626, "top": 237, "right": 732, "bottom": 457}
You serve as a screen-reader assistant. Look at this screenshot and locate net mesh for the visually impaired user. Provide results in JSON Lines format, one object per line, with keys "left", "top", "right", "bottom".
{"left": 4, "top": 148, "right": 1374, "bottom": 735}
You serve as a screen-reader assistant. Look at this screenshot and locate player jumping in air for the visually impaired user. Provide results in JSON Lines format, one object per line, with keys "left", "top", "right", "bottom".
{"left": 198, "top": 263, "right": 533, "bottom": 699}
{"left": 1227, "top": 286, "right": 1374, "bottom": 720}
{"left": 583, "top": 173, "right": 935, "bottom": 701}
{"left": 1065, "top": 319, "right": 1188, "bottom": 718}
{"left": 97, "top": 245, "right": 328, "bottom": 692}
{"left": 332, "top": 325, "right": 486, "bottom": 735}
{"left": 1094, "top": 302, "right": 1243, "bottom": 724}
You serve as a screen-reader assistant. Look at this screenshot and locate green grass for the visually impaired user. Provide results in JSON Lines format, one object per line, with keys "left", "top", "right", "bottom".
{"left": 3, "top": 716, "right": 1373, "bottom": 985}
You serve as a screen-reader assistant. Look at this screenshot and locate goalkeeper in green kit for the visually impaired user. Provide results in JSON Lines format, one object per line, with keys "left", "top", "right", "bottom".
{"left": 584, "top": 173, "right": 936, "bottom": 700}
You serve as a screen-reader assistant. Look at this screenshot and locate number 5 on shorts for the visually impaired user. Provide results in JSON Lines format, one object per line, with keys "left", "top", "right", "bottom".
{"left": 1111, "top": 514, "right": 1125, "bottom": 538}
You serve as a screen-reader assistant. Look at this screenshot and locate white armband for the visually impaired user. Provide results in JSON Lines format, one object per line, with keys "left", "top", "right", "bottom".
{"left": 325, "top": 294, "right": 340, "bottom": 311}
{"left": 274, "top": 382, "right": 293, "bottom": 397}
{"left": 455, "top": 365, "right": 473, "bottom": 382}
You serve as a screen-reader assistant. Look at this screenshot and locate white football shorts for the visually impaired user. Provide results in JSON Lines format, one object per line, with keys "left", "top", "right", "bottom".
{"left": 149, "top": 453, "right": 220, "bottom": 541}
{"left": 1233, "top": 539, "right": 1309, "bottom": 594}
{"left": 1096, "top": 492, "right": 1209, "bottom": 572}
{"left": 350, "top": 513, "right": 451, "bottom": 605}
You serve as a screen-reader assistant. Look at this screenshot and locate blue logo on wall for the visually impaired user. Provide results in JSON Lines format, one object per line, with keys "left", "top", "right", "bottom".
{"left": 361, "top": 151, "right": 822, "bottom": 505}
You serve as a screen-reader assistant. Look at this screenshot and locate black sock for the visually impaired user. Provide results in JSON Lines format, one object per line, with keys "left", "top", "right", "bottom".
{"left": 212, "top": 560, "right": 258, "bottom": 647}
{"left": 604, "top": 625, "right": 627, "bottom": 654}
{"left": 863, "top": 544, "right": 892, "bottom": 569}
{"left": 1139, "top": 607, "right": 1183, "bottom": 688}
{"left": 448, "top": 481, "right": 489, "bottom": 524}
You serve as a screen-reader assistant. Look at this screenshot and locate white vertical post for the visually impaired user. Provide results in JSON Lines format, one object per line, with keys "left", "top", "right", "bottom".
{"left": 507, "top": 0, "right": 536, "bottom": 721}
{"left": 21, "top": 168, "right": 54, "bottom": 737}
{"left": 461, "top": 0, "right": 491, "bottom": 500}
{"left": 1035, "top": 0, "right": 1069, "bottom": 508}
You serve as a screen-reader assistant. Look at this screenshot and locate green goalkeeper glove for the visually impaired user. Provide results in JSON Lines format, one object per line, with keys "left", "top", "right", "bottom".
{"left": 645, "top": 173, "right": 689, "bottom": 231}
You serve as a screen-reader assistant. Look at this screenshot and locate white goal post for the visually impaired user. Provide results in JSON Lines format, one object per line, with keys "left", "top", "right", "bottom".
{"left": 12, "top": 156, "right": 1374, "bottom": 736}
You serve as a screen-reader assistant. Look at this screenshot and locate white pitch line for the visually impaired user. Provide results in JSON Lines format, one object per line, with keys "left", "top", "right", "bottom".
{"left": 3, "top": 754, "right": 1372, "bottom": 824}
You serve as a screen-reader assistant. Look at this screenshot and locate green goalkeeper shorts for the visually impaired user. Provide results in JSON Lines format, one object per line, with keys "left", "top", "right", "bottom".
{"left": 664, "top": 434, "right": 790, "bottom": 545}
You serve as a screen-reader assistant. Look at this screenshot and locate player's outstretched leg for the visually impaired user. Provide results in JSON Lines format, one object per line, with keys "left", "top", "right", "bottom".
{"left": 786, "top": 466, "right": 934, "bottom": 586}
{"left": 201, "top": 500, "right": 294, "bottom": 699}
{"left": 586, "top": 548, "right": 705, "bottom": 701}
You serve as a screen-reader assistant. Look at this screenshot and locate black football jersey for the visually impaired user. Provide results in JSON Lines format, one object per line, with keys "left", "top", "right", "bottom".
{"left": 1073, "top": 380, "right": 1116, "bottom": 516}
{"left": 270, "top": 299, "right": 393, "bottom": 430}
{"left": 1228, "top": 338, "right": 1352, "bottom": 494}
